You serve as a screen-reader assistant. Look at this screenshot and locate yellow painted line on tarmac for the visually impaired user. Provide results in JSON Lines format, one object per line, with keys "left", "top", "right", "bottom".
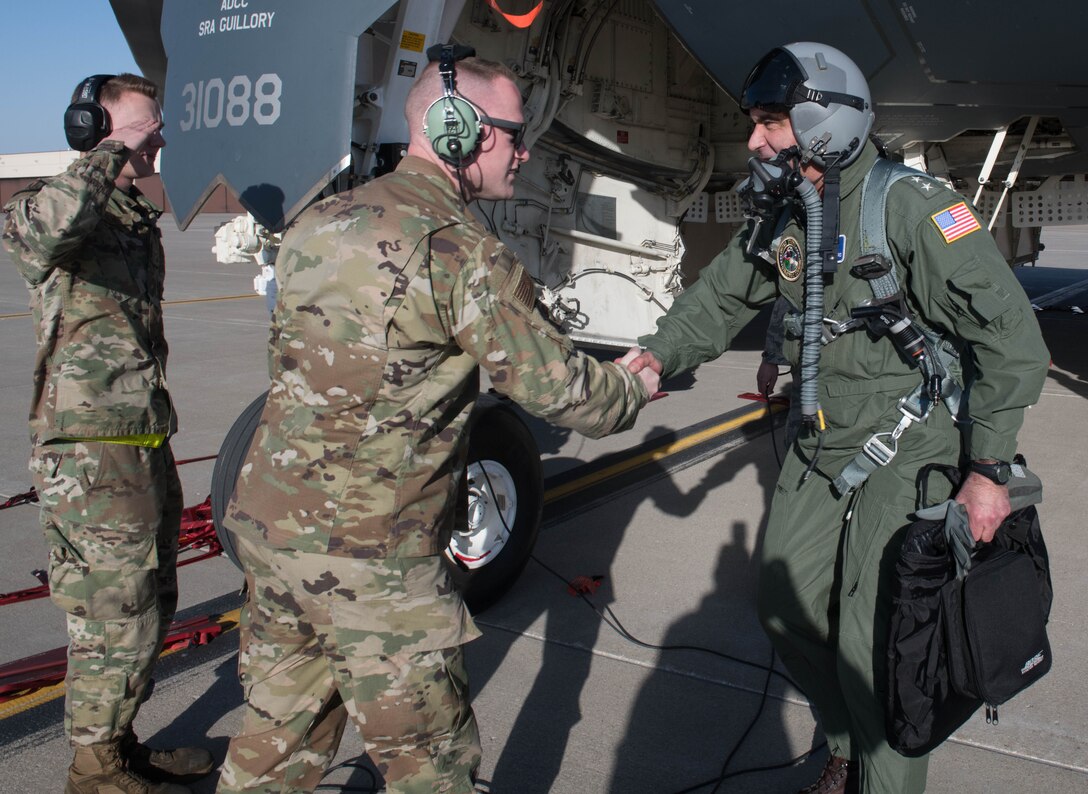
{"left": 164, "top": 294, "right": 261, "bottom": 306}
{"left": 0, "top": 294, "right": 259, "bottom": 320}
{"left": 543, "top": 402, "right": 783, "bottom": 503}
{"left": 0, "top": 680, "right": 67, "bottom": 719}
{"left": 0, "top": 607, "right": 243, "bottom": 718}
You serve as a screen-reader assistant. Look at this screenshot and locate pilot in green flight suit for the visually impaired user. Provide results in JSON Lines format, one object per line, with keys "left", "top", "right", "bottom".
{"left": 622, "top": 42, "right": 1049, "bottom": 794}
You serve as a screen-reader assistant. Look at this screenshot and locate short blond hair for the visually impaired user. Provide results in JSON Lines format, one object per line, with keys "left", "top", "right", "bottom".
{"left": 404, "top": 57, "right": 518, "bottom": 131}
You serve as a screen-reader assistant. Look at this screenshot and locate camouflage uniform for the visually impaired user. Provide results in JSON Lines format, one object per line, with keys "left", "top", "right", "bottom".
{"left": 219, "top": 155, "right": 649, "bottom": 793}
{"left": 639, "top": 142, "right": 1049, "bottom": 793}
{"left": 3, "top": 139, "right": 181, "bottom": 746}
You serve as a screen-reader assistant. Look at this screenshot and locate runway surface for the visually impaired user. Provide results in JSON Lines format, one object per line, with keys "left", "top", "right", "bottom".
{"left": 0, "top": 216, "right": 1085, "bottom": 792}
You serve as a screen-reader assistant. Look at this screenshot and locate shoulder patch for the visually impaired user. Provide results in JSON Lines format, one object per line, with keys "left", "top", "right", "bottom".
{"left": 508, "top": 261, "right": 537, "bottom": 310}
{"left": 493, "top": 247, "right": 537, "bottom": 311}
{"left": 931, "top": 201, "right": 981, "bottom": 244}
{"left": 776, "top": 236, "right": 804, "bottom": 282}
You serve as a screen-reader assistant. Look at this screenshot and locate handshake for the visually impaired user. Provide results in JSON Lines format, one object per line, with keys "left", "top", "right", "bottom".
{"left": 617, "top": 346, "right": 664, "bottom": 401}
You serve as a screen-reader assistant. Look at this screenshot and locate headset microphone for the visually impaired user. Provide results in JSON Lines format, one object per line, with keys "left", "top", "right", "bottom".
{"left": 64, "top": 74, "right": 115, "bottom": 152}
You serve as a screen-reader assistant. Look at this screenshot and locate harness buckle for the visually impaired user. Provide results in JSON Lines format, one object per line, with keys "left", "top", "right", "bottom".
{"left": 897, "top": 391, "right": 931, "bottom": 423}
{"left": 821, "top": 316, "right": 861, "bottom": 344}
{"left": 862, "top": 433, "right": 898, "bottom": 467}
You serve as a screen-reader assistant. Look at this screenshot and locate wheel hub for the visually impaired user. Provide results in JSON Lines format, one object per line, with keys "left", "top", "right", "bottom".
{"left": 448, "top": 459, "right": 518, "bottom": 569}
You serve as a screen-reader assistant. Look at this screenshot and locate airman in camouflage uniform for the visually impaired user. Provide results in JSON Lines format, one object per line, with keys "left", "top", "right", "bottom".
{"left": 3, "top": 74, "right": 213, "bottom": 793}
{"left": 217, "top": 56, "right": 659, "bottom": 794}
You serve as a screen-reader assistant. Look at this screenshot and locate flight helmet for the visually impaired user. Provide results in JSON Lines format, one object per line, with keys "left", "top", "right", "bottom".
{"left": 741, "top": 42, "right": 874, "bottom": 167}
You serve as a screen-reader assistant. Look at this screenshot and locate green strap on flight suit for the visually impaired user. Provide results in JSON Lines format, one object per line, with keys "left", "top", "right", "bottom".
{"left": 832, "top": 159, "right": 965, "bottom": 496}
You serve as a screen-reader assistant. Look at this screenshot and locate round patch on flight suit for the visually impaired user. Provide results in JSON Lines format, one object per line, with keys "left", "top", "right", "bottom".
{"left": 777, "top": 236, "right": 803, "bottom": 282}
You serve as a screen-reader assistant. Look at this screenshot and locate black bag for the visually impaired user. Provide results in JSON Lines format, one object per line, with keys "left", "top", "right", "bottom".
{"left": 886, "top": 462, "right": 1052, "bottom": 757}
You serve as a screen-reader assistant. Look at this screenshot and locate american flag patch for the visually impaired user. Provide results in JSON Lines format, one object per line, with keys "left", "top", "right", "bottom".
{"left": 931, "top": 202, "right": 981, "bottom": 243}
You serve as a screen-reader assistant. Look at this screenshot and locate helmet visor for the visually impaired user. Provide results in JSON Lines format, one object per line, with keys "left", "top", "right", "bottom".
{"left": 741, "top": 48, "right": 807, "bottom": 112}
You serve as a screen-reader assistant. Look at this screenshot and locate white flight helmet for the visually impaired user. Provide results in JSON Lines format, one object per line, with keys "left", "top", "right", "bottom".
{"left": 741, "top": 42, "right": 874, "bottom": 167}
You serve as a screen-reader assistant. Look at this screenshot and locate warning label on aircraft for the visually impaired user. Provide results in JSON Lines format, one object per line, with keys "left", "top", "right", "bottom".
{"left": 400, "top": 30, "right": 426, "bottom": 52}
{"left": 159, "top": 0, "right": 396, "bottom": 231}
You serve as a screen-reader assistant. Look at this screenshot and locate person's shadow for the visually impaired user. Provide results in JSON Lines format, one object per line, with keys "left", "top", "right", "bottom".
{"left": 467, "top": 410, "right": 822, "bottom": 792}
{"left": 141, "top": 653, "right": 239, "bottom": 793}
{"left": 606, "top": 427, "right": 823, "bottom": 792}
{"left": 466, "top": 429, "right": 674, "bottom": 792}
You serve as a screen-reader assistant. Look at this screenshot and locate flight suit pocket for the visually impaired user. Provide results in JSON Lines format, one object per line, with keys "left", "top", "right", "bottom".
{"left": 822, "top": 372, "right": 919, "bottom": 443}
{"left": 941, "top": 257, "right": 1023, "bottom": 339}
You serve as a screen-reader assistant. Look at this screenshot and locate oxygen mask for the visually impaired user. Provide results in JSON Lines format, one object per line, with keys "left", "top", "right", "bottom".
{"left": 737, "top": 147, "right": 804, "bottom": 253}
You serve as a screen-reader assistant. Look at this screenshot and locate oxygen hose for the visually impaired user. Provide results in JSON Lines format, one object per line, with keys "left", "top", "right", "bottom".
{"left": 796, "top": 177, "right": 823, "bottom": 426}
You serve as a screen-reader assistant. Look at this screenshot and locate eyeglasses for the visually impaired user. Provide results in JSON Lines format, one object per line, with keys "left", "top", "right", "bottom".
{"left": 479, "top": 113, "right": 526, "bottom": 150}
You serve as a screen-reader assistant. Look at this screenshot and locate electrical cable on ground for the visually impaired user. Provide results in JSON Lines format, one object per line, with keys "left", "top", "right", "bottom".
{"left": 531, "top": 553, "right": 825, "bottom": 792}
{"left": 517, "top": 386, "right": 826, "bottom": 792}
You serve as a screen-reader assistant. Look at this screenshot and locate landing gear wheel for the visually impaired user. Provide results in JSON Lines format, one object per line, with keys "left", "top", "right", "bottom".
{"left": 447, "top": 401, "right": 544, "bottom": 613}
{"left": 209, "top": 393, "right": 544, "bottom": 614}
{"left": 210, "top": 392, "right": 267, "bottom": 571}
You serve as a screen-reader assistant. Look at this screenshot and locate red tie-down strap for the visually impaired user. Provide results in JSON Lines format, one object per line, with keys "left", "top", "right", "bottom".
{"left": 487, "top": 0, "right": 544, "bottom": 28}
{"left": 0, "top": 495, "right": 223, "bottom": 607}
{"left": 0, "top": 488, "right": 38, "bottom": 510}
{"left": 177, "top": 495, "right": 224, "bottom": 563}
{"left": 0, "top": 614, "right": 233, "bottom": 703}
{"left": 738, "top": 392, "right": 791, "bottom": 407}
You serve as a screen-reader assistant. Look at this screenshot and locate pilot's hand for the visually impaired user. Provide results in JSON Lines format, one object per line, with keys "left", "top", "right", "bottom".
{"left": 617, "top": 346, "right": 663, "bottom": 401}
{"left": 619, "top": 346, "right": 663, "bottom": 376}
{"left": 104, "top": 117, "right": 163, "bottom": 154}
{"left": 954, "top": 472, "right": 1011, "bottom": 543}
{"left": 757, "top": 360, "right": 779, "bottom": 396}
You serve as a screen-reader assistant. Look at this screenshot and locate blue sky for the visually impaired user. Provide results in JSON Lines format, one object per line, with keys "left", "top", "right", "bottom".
{"left": 1, "top": 1, "right": 140, "bottom": 154}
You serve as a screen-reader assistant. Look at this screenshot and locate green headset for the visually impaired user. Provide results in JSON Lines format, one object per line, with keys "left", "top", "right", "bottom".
{"left": 423, "top": 44, "right": 482, "bottom": 166}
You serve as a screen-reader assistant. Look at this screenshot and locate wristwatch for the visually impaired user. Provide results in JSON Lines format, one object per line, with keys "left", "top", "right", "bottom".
{"left": 969, "top": 459, "right": 1012, "bottom": 485}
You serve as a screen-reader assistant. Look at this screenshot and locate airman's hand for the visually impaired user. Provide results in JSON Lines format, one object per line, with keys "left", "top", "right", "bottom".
{"left": 104, "top": 117, "right": 163, "bottom": 154}
{"left": 954, "top": 471, "right": 1011, "bottom": 543}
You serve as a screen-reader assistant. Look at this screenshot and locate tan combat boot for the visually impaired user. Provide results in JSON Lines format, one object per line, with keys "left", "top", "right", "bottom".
{"left": 121, "top": 730, "right": 215, "bottom": 783}
{"left": 65, "top": 741, "right": 189, "bottom": 793}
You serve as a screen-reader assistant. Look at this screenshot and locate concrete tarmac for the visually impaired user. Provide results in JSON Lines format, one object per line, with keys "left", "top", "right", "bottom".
{"left": 0, "top": 216, "right": 1085, "bottom": 792}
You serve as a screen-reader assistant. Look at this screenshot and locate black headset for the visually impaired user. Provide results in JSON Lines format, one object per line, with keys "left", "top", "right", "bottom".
{"left": 64, "top": 74, "right": 115, "bottom": 152}
{"left": 422, "top": 45, "right": 481, "bottom": 166}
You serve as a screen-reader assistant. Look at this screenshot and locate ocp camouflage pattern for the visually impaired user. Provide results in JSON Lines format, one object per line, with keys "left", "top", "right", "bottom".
{"left": 226, "top": 155, "right": 649, "bottom": 559}
{"left": 3, "top": 142, "right": 176, "bottom": 444}
{"left": 30, "top": 437, "right": 182, "bottom": 744}
{"left": 218, "top": 537, "right": 480, "bottom": 793}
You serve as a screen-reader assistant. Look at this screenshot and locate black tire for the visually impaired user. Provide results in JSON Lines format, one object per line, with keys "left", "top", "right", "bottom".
{"left": 208, "top": 392, "right": 544, "bottom": 614}
{"left": 210, "top": 391, "right": 267, "bottom": 571}
{"left": 449, "top": 400, "right": 544, "bottom": 613}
